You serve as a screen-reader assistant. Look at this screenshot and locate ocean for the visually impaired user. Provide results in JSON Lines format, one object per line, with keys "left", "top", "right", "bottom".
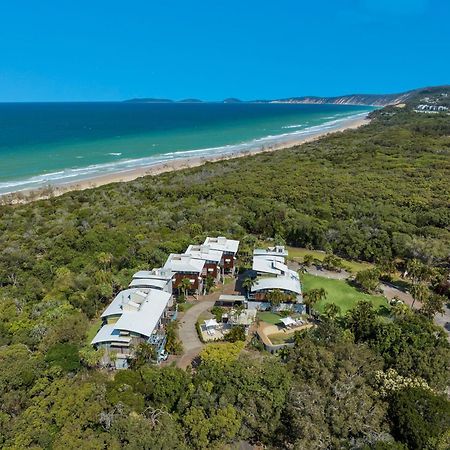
{"left": 0, "top": 102, "right": 374, "bottom": 194}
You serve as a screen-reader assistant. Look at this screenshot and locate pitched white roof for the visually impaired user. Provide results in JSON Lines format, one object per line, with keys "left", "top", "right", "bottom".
{"left": 253, "top": 246, "right": 288, "bottom": 258}
{"left": 251, "top": 271, "right": 301, "bottom": 295}
{"left": 252, "top": 257, "right": 288, "bottom": 275}
{"left": 101, "top": 288, "right": 151, "bottom": 318}
{"left": 129, "top": 278, "right": 169, "bottom": 290}
{"left": 133, "top": 268, "right": 173, "bottom": 280}
{"left": 91, "top": 324, "right": 132, "bottom": 345}
{"left": 163, "top": 254, "right": 205, "bottom": 273}
{"left": 113, "top": 289, "right": 171, "bottom": 337}
{"left": 203, "top": 236, "right": 240, "bottom": 254}
{"left": 184, "top": 244, "right": 223, "bottom": 263}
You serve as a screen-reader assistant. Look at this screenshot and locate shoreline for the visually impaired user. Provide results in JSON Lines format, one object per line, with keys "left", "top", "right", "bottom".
{"left": 0, "top": 115, "right": 370, "bottom": 204}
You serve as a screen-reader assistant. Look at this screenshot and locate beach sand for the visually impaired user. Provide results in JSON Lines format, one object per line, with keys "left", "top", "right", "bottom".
{"left": 1, "top": 116, "right": 370, "bottom": 204}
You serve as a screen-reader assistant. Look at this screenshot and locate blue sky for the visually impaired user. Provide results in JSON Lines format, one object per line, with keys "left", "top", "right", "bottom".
{"left": 0, "top": 0, "right": 448, "bottom": 101}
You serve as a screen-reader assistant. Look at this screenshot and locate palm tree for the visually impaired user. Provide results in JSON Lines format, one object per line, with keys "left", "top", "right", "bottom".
{"left": 266, "top": 289, "right": 286, "bottom": 310}
{"left": 390, "top": 302, "right": 410, "bottom": 319}
{"left": 179, "top": 277, "right": 192, "bottom": 299}
{"left": 303, "top": 288, "right": 327, "bottom": 315}
{"left": 406, "top": 259, "right": 423, "bottom": 284}
{"left": 410, "top": 282, "right": 429, "bottom": 309}
{"left": 303, "top": 254, "right": 314, "bottom": 267}
{"left": 323, "top": 302, "right": 341, "bottom": 321}
{"left": 242, "top": 277, "right": 256, "bottom": 297}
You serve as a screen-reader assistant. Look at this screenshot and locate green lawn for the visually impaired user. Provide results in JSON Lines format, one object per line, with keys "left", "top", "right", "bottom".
{"left": 86, "top": 318, "right": 102, "bottom": 345}
{"left": 302, "top": 273, "right": 388, "bottom": 315}
{"left": 286, "top": 246, "right": 374, "bottom": 273}
{"left": 257, "top": 311, "right": 283, "bottom": 325}
{"left": 267, "top": 332, "right": 295, "bottom": 345}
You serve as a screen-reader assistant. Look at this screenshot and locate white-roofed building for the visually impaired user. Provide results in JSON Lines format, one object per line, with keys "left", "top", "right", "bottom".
{"left": 130, "top": 268, "right": 173, "bottom": 294}
{"left": 250, "top": 270, "right": 302, "bottom": 299}
{"left": 248, "top": 246, "right": 303, "bottom": 306}
{"left": 252, "top": 257, "right": 289, "bottom": 276}
{"left": 253, "top": 245, "right": 288, "bottom": 258}
{"left": 184, "top": 244, "right": 223, "bottom": 281}
{"left": 203, "top": 236, "right": 240, "bottom": 274}
{"left": 92, "top": 287, "right": 173, "bottom": 368}
{"left": 163, "top": 253, "right": 205, "bottom": 294}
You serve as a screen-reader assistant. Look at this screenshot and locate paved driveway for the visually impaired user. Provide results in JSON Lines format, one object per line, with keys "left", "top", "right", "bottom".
{"left": 176, "top": 299, "right": 215, "bottom": 368}
{"left": 175, "top": 278, "right": 239, "bottom": 368}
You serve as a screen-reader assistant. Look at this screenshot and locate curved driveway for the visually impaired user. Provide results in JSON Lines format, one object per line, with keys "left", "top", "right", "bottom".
{"left": 176, "top": 299, "right": 215, "bottom": 368}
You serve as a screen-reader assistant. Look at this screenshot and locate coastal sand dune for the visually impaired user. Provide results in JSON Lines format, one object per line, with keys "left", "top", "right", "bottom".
{"left": 1, "top": 116, "right": 369, "bottom": 204}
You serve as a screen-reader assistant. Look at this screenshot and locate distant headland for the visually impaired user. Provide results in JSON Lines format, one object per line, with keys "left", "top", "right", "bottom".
{"left": 123, "top": 85, "right": 450, "bottom": 107}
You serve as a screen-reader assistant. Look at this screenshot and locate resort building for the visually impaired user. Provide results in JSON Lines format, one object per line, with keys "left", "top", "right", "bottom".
{"left": 203, "top": 236, "right": 240, "bottom": 274}
{"left": 91, "top": 287, "right": 173, "bottom": 368}
{"left": 253, "top": 245, "right": 288, "bottom": 258}
{"left": 184, "top": 244, "right": 223, "bottom": 281}
{"left": 163, "top": 253, "right": 205, "bottom": 294}
{"left": 247, "top": 246, "right": 303, "bottom": 311}
{"left": 252, "top": 255, "right": 289, "bottom": 276}
{"left": 250, "top": 271, "right": 302, "bottom": 302}
{"left": 129, "top": 268, "right": 174, "bottom": 294}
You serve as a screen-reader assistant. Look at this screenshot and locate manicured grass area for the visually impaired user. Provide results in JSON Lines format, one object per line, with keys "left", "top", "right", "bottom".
{"left": 267, "top": 332, "right": 295, "bottom": 345}
{"left": 86, "top": 319, "right": 102, "bottom": 344}
{"left": 302, "top": 273, "right": 388, "bottom": 315}
{"left": 286, "top": 246, "right": 374, "bottom": 273}
{"left": 257, "top": 311, "right": 283, "bottom": 325}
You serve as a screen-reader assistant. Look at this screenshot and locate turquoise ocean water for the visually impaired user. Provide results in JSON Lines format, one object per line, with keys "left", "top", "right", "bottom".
{"left": 0, "top": 102, "right": 374, "bottom": 194}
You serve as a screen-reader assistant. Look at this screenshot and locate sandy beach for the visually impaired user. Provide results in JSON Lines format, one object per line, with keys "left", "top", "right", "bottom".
{"left": 1, "top": 115, "right": 369, "bottom": 204}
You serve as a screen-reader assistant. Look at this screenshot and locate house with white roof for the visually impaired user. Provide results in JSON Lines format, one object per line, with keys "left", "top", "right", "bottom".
{"left": 129, "top": 268, "right": 174, "bottom": 294}
{"left": 91, "top": 287, "right": 173, "bottom": 368}
{"left": 184, "top": 244, "right": 223, "bottom": 281}
{"left": 247, "top": 246, "right": 303, "bottom": 310}
{"left": 252, "top": 256, "right": 289, "bottom": 276}
{"left": 163, "top": 253, "right": 205, "bottom": 294}
{"left": 253, "top": 245, "right": 288, "bottom": 258}
{"left": 250, "top": 270, "right": 302, "bottom": 301}
{"left": 203, "top": 236, "right": 240, "bottom": 274}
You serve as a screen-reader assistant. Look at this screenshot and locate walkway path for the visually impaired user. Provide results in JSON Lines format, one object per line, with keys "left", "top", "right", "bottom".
{"left": 176, "top": 299, "right": 215, "bottom": 368}
{"left": 176, "top": 278, "right": 239, "bottom": 368}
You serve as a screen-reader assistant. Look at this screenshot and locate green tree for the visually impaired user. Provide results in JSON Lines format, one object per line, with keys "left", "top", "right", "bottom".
{"left": 180, "top": 277, "right": 193, "bottom": 298}
{"left": 45, "top": 343, "right": 81, "bottom": 372}
{"left": 266, "top": 289, "right": 286, "bottom": 309}
{"left": 129, "top": 342, "right": 156, "bottom": 369}
{"left": 225, "top": 325, "right": 246, "bottom": 342}
{"left": 204, "top": 275, "right": 215, "bottom": 294}
{"left": 303, "top": 254, "right": 315, "bottom": 266}
{"left": 345, "top": 300, "right": 377, "bottom": 342}
{"left": 355, "top": 268, "right": 380, "bottom": 293}
{"left": 182, "top": 406, "right": 211, "bottom": 449}
{"left": 303, "top": 288, "right": 326, "bottom": 315}
{"left": 242, "top": 276, "right": 255, "bottom": 295}
{"left": 420, "top": 294, "right": 445, "bottom": 319}
{"left": 323, "top": 302, "right": 341, "bottom": 320}
{"left": 410, "top": 282, "right": 429, "bottom": 309}
{"left": 389, "top": 387, "right": 450, "bottom": 450}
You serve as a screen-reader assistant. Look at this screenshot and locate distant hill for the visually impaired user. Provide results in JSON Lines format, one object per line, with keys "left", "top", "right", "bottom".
{"left": 124, "top": 98, "right": 174, "bottom": 103}
{"left": 178, "top": 98, "right": 203, "bottom": 103}
{"left": 124, "top": 86, "right": 450, "bottom": 107}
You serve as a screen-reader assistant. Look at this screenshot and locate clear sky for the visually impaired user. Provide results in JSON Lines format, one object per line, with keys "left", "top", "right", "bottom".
{"left": 0, "top": 0, "right": 448, "bottom": 101}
